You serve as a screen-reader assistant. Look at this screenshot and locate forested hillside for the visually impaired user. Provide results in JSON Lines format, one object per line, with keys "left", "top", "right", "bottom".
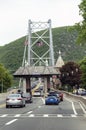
{"left": 0, "top": 26, "right": 86, "bottom": 72}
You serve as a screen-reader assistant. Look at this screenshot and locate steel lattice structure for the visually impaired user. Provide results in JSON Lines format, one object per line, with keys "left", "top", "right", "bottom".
{"left": 28, "top": 19, "right": 54, "bottom": 66}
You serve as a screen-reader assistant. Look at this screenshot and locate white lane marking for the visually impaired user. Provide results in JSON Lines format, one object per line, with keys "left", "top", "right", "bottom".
{"left": 71, "top": 114, "right": 77, "bottom": 117}
{"left": 5, "top": 119, "right": 18, "bottom": 125}
{"left": 57, "top": 114, "right": 63, "bottom": 117}
{"left": 41, "top": 97, "right": 45, "bottom": 104}
{"left": 43, "top": 114, "right": 48, "bottom": 117}
{"left": 79, "top": 102, "right": 86, "bottom": 114}
{"left": 27, "top": 111, "right": 33, "bottom": 114}
{"left": 38, "top": 106, "right": 41, "bottom": 108}
{"left": 29, "top": 114, "right": 35, "bottom": 117}
{"left": 14, "top": 114, "right": 21, "bottom": 117}
{"left": 0, "top": 114, "right": 8, "bottom": 117}
{"left": 0, "top": 114, "right": 84, "bottom": 118}
{"left": 72, "top": 102, "right": 77, "bottom": 115}
{"left": 65, "top": 97, "right": 77, "bottom": 115}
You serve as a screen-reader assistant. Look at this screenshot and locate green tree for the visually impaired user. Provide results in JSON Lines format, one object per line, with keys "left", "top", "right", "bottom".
{"left": 75, "top": 0, "right": 86, "bottom": 44}
{"left": 0, "top": 64, "right": 13, "bottom": 92}
{"left": 60, "top": 62, "right": 82, "bottom": 91}
{"left": 79, "top": 57, "right": 86, "bottom": 89}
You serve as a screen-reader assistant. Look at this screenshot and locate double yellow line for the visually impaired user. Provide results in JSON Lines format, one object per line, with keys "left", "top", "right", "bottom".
{"left": 32, "top": 83, "right": 41, "bottom": 95}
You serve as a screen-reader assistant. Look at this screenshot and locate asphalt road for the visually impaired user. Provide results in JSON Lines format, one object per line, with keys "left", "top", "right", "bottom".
{"left": 0, "top": 96, "right": 86, "bottom": 130}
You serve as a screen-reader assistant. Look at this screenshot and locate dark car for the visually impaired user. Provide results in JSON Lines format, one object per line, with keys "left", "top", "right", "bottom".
{"left": 49, "top": 91, "right": 63, "bottom": 101}
{"left": 22, "top": 93, "right": 33, "bottom": 103}
{"left": 45, "top": 96, "right": 59, "bottom": 105}
{"left": 56, "top": 91, "right": 63, "bottom": 101}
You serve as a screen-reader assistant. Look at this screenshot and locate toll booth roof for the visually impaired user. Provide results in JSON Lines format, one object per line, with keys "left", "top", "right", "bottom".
{"left": 13, "top": 66, "right": 60, "bottom": 77}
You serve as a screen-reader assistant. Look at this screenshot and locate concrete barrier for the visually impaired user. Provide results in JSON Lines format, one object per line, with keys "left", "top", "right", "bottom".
{"left": 0, "top": 93, "right": 7, "bottom": 102}
{"left": 64, "top": 91, "right": 86, "bottom": 110}
{"left": 48, "top": 87, "right": 86, "bottom": 108}
{"left": 0, "top": 89, "right": 18, "bottom": 101}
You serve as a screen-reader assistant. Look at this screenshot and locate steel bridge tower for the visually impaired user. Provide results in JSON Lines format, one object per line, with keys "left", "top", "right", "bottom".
{"left": 28, "top": 19, "right": 54, "bottom": 66}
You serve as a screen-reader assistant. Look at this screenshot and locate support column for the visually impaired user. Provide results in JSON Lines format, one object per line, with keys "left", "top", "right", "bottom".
{"left": 44, "top": 77, "right": 47, "bottom": 97}
{"left": 23, "top": 78, "right": 26, "bottom": 93}
{"left": 47, "top": 77, "right": 50, "bottom": 92}
{"left": 26, "top": 77, "right": 31, "bottom": 93}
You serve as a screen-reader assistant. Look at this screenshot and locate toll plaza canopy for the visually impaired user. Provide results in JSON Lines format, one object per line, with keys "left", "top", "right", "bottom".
{"left": 13, "top": 66, "right": 60, "bottom": 78}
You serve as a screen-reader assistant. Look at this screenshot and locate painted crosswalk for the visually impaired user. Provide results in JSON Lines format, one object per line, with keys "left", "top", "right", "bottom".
{"left": 0, "top": 114, "right": 86, "bottom": 118}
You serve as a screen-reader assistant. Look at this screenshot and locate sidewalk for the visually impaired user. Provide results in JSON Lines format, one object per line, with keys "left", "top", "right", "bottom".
{"left": 0, "top": 89, "right": 18, "bottom": 102}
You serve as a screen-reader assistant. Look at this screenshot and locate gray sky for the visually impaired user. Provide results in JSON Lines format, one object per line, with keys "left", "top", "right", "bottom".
{"left": 0, "top": 0, "right": 82, "bottom": 46}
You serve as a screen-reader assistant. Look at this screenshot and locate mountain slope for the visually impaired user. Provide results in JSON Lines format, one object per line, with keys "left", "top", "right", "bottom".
{"left": 0, "top": 26, "right": 86, "bottom": 72}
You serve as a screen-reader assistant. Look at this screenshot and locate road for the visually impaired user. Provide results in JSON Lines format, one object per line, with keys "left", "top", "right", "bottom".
{"left": 0, "top": 95, "right": 86, "bottom": 130}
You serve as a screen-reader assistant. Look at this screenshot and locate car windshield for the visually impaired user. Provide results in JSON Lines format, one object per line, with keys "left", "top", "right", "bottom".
{"left": 8, "top": 94, "right": 21, "bottom": 98}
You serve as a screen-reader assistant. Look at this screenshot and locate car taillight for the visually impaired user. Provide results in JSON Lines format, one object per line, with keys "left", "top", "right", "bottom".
{"left": 17, "top": 98, "right": 22, "bottom": 100}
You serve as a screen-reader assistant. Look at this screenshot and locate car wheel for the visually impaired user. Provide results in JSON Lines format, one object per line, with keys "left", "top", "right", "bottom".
{"left": 45, "top": 102, "right": 47, "bottom": 105}
{"left": 20, "top": 105, "right": 23, "bottom": 108}
{"left": 30, "top": 100, "right": 33, "bottom": 103}
{"left": 6, "top": 105, "right": 9, "bottom": 108}
{"left": 61, "top": 98, "right": 63, "bottom": 101}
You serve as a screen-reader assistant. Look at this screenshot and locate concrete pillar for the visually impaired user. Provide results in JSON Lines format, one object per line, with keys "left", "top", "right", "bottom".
{"left": 44, "top": 77, "right": 47, "bottom": 96}
{"left": 23, "top": 78, "right": 26, "bottom": 93}
{"left": 26, "top": 77, "right": 31, "bottom": 93}
{"left": 47, "top": 77, "right": 50, "bottom": 92}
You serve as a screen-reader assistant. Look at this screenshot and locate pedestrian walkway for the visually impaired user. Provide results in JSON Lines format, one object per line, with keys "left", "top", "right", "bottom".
{"left": 0, "top": 113, "right": 85, "bottom": 118}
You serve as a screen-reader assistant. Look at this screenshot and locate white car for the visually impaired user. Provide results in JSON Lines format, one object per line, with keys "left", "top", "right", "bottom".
{"left": 6, "top": 94, "right": 26, "bottom": 108}
{"left": 33, "top": 90, "right": 41, "bottom": 97}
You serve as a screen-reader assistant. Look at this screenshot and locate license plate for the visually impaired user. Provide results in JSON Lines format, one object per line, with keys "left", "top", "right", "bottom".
{"left": 50, "top": 99, "right": 53, "bottom": 101}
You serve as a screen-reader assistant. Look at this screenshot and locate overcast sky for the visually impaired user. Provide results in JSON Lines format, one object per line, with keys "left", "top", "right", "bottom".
{"left": 0, "top": 0, "right": 82, "bottom": 46}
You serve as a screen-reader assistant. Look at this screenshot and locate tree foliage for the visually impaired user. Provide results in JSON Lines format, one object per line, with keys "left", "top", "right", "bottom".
{"left": 79, "top": 57, "right": 86, "bottom": 89}
{"left": 0, "top": 64, "right": 13, "bottom": 92}
{"left": 59, "top": 62, "right": 82, "bottom": 91}
{"left": 75, "top": 0, "right": 86, "bottom": 44}
{"left": 0, "top": 27, "right": 86, "bottom": 73}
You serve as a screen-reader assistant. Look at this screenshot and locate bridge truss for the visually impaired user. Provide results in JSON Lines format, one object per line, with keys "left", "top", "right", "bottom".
{"left": 28, "top": 19, "right": 54, "bottom": 66}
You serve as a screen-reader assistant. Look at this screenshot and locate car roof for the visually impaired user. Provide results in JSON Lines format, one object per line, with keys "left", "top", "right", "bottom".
{"left": 47, "top": 95, "right": 57, "bottom": 99}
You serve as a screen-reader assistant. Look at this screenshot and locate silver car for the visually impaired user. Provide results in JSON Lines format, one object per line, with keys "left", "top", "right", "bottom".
{"left": 6, "top": 94, "right": 26, "bottom": 108}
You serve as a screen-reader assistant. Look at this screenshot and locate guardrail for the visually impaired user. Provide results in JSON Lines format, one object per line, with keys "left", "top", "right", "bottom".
{"left": 64, "top": 91, "right": 86, "bottom": 110}
{"left": 50, "top": 87, "right": 86, "bottom": 109}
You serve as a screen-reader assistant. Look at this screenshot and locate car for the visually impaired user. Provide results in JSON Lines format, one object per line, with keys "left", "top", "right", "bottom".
{"left": 49, "top": 91, "right": 63, "bottom": 101}
{"left": 78, "top": 88, "right": 86, "bottom": 96}
{"left": 45, "top": 96, "right": 59, "bottom": 105}
{"left": 33, "top": 90, "right": 41, "bottom": 97}
{"left": 81, "top": 90, "right": 86, "bottom": 96}
{"left": 6, "top": 94, "right": 26, "bottom": 108}
{"left": 56, "top": 91, "right": 63, "bottom": 101}
{"left": 48, "top": 93, "right": 60, "bottom": 102}
{"left": 22, "top": 93, "right": 33, "bottom": 103}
